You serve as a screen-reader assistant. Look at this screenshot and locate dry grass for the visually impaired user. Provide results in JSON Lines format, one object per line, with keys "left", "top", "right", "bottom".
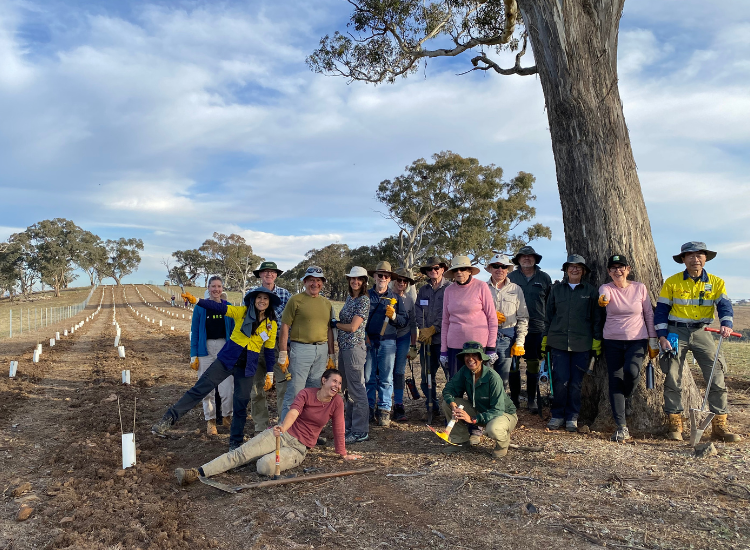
{"left": 0, "top": 286, "right": 93, "bottom": 339}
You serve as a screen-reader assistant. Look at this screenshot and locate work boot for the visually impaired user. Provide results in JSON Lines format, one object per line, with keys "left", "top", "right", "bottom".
{"left": 610, "top": 426, "right": 631, "bottom": 442}
{"left": 565, "top": 420, "right": 578, "bottom": 432}
{"left": 492, "top": 442, "right": 508, "bottom": 458}
{"left": 378, "top": 410, "right": 391, "bottom": 427}
{"left": 392, "top": 404, "right": 407, "bottom": 423}
{"left": 175, "top": 468, "right": 199, "bottom": 486}
{"left": 206, "top": 419, "right": 218, "bottom": 436}
{"left": 547, "top": 417, "right": 564, "bottom": 430}
{"left": 666, "top": 414, "right": 683, "bottom": 441}
{"left": 469, "top": 426, "right": 485, "bottom": 446}
{"left": 509, "top": 371, "right": 521, "bottom": 409}
{"left": 222, "top": 416, "right": 232, "bottom": 429}
{"left": 151, "top": 416, "right": 173, "bottom": 437}
{"left": 228, "top": 441, "right": 241, "bottom": 452}
{"left": 442, "top": 443, "right": 466, "bottom": 454}
{"left": 527, "top": 377, "right": 539, "bottom": 413}
{"left": 711, "top": 414, "right": 742, "bottom": 442}
{"left": 369, "top": 408, "right": 376, "bottom": 424}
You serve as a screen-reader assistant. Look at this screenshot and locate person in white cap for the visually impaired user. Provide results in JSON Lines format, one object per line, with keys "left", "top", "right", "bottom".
{"left": 278, "top": 266, "right": 336, "bottom": 422}
{"left": 485, "top": 253, "right": 529, "bottom": 408}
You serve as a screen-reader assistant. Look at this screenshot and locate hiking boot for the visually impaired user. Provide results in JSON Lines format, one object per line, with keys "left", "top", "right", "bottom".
{"left": 469, "top": 426, "right": 484, "bottom": 446}
{"left": 610, "top": 426, "right": 631, "bottom": 442}
{"left": 527, "top": 377, "right": 539, "bottom": 413}
{"left": 175, "top": 467, "right": 199, "bottom": 486}
{"left": 625, "top": 397, "right": 633, "bottom": 417}
{"left": 222, "top": 416, "right": 232, "bottom": 428}
{"left": 392, "top": 404, "right": 407, "bottom": 422}
{"left": 711, "top": 414, "right": 742, "bottom": 442}
{"left": 666, "top": 414, "right": 683, "bottom": 441}
{"left": 527, "top": 398, "right": 538, "bottom": 414}
{"left": 151, "top": 416, "right": 173, "bottom": 437}
{"left": 228, "top": 441, "right": 241, "bottom": 452}
{"left": 369, "top": 408, "right": 376, "bottom": 424}
{"left": 345, "top": 432, "right": 369, "bottom": 444}
{"left": 547, "top": 417, "right": 564, "bottom": 430}
{"left": 206, "top": 419, "right": 218, "bottom": 436}
{"left": 377, "top": 410, "right": 391, "bottom": 427}
{"left": 565, "top": 420, "right": 578, "bottom": 432}
{"left": 492, "top": 443, "right": 508, "bottom": 458}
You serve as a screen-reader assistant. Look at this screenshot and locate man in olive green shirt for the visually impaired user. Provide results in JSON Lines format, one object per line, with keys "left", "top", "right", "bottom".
{"left": 278, "top": 266, "right": 336, "bottom": 421}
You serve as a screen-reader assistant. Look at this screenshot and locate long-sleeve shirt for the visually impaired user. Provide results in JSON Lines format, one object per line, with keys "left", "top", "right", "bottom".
{"left": 190, "top": 301, "right": 234, "bottom": 357}
{"left": 288, "top": 388, "right": 346, "bottom": 456}
{"left": 247, "top": 284, "right": 291, "bottom": 324}
{"left": 442, "top": 365, "right": 516, "bottom": 424}
{"left": 441, "top": 277, "right": 498, "bottom": 352}
{"left": 654, "top": 269, "right": 733, "bottom": 338}
{"left": 486, "top": 279, "right": 529, "bottom": 346}
{"left": 396, "top": 292, "right": 418, "bottom": 340}
{"left": 365, "top": 287, "right": 407, "bottom": 341}
{"left": 599, "top": 282, "right": 656, "bottom": 341}
{"left": 415, "top": 278, "right": 451, "bottom": 345}
{"left": 508, "top": 267, "right": 552, "bottom": 334}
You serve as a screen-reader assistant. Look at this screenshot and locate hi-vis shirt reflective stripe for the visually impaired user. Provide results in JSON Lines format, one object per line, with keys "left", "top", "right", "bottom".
{"left": 654, "top": 270, "right": 734, "bottom": 338}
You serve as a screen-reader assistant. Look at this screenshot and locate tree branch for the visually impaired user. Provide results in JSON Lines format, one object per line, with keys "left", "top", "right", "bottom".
{"left": 468, "top": 33, "right": 536, "bottom": 76}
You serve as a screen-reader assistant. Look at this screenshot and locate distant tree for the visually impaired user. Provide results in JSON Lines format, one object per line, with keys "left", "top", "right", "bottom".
{"left": 105, "top": 238, "right": 144, "bottom": 285}
{"left": 27, "top": 218, "right": 84, "bottom": 297}
{"left": 77, "top": 231, "right": 108, "bottom": 286}
{"left": 172, "top": 249, "right": 206, "bottom": 285}
{"left": 375, "top": 151, "right": 550, "bottom": 270}
{"left": 1, "top": 232, "right": 38, "bottom": 298}
{"left": 199, "top": 233, "right": 263, "bottom": 295}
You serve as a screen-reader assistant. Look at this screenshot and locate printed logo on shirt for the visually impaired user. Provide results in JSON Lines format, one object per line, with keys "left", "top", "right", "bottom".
{"left": 704, "top": 283, "right": 713, "bottom": 292}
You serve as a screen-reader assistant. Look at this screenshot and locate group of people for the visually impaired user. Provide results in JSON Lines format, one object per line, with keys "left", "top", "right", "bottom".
{"left": 153, "top": 241, "right": 740, "bottom": 487}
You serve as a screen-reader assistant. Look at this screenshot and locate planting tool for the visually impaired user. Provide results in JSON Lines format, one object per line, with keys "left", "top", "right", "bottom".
{"left": 406, "top": 358, "right": 421, "bottom": 400}
{"left": 379, "top": 298, "right": 398, "bottom": 336}
{"left": 689, "top": 327, "right": 742, "bottom": 446}
{"left": 273, "top": 435, "right": 282, "bottom": 480}
{"left": 427, "top": 405, "right": 464, "bottom": 445}
{"left": 198, "top": 467, "right": 376, "bottom": 494}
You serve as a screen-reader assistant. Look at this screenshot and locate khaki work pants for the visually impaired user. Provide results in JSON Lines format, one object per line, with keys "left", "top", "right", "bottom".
{"left": 659, "top": 325, "right": 728, "bottom": 415}
{"left": 201, "top": 429, "right": 307, "bottom": 477}
{"left": 249, "top": 346, "right": 286, "bottom": 432}
{"left": 440, "top": 398, "right": 518, "bottom": 449}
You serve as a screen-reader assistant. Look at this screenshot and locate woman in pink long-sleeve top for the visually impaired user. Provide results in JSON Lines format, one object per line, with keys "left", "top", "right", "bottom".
{"left": 440, "top": 256, "right": 499, "bottom": 379}
{"left": 597, "top": 254, "right": 658, "bottom": 443}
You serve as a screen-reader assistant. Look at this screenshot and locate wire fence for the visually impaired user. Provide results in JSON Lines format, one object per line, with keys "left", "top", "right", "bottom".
{"left": 2, "top": 285, "right": 99, "bottom": 340}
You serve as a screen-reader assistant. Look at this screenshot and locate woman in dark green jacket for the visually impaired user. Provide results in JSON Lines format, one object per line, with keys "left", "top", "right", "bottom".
{"left": 542, "top": 255, "right": 602, "bottom": 432}
{"left": 441, "top": 341, "right": 517, "bottom": 458}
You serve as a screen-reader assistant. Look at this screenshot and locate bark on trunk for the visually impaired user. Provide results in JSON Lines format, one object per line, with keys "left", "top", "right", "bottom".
{"left": 518, "top": 0, "right": 700, "bottom": 431}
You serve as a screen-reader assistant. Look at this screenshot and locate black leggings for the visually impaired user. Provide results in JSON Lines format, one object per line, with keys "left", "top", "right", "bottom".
{"left": 603, "top": 339, "right": 647, "bottom": 427}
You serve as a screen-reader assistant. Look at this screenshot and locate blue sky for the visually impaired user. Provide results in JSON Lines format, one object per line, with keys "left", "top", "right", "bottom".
{"left": 1, "top": 0, "right": 749, "bottom": 297}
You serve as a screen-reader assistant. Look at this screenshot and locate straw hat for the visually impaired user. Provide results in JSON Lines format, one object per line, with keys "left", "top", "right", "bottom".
{"left": 367, "top": 261, "right": 397, "bottom": 278}
{"left": 445, "top": 255, "right": 480, "bottom": 278}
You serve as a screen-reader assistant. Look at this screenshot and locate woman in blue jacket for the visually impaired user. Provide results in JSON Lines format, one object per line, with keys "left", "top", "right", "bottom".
{"left": 190, "top": 276, "right": 235, "bottom": 435}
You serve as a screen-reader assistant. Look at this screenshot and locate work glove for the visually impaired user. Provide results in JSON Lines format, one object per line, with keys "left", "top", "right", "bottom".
{"left": 592, "top": 339, "right": 602, "bottom": 356}
{"left": 181, "top": 292, "right": 198, "bottom": 305}
{"left": 496, "top": 311, "right": 506, "bottom": 323}
{"left": 598, "top": 294, "right": 610, "bottom": 307}
{"left": 439, "top": 352, "right": 448, "bottom": 367}
{"left": 277, "top": 351, "right": 289, "bottom": 372}
{"left": 407, "top": 345, "right": 419, "bottom": 360}
{"left": 330, "top": 319, "right": 338, "bottom": 329}
{"left": 417, "top": 326, "right": 436, "bottom": 343}
{"left": 487, "top": 352, "right": 498, "bottom": 364}
{"left": 541, "top": 336, "right": 548, "bottom": 352}
{"left": 385, "top": 305, "right": 396, "bottom": 320}
{"left": 648, "top": 337, "right": 659, "bottom": 359}
{"left": 190, "top": 357, "right": 199, "bottom": 371}
{"left": 326, "top": 354, "right": 337, "bottom": 369}
{"left": 510, "top": 344, "right": 525, "bottom": 357}
{"left": 264, "top": 372, "right": 274, "bottom": 391}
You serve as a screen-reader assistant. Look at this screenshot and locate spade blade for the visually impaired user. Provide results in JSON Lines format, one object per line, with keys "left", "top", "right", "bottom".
{"left": 689, "top": 408, "right": 715, "bottom": 446}
{"left": 198, "top": 476, "right": 238, "bottom": 494}
{"left": 427, "top": 425, "right": 459, "bottom": 446}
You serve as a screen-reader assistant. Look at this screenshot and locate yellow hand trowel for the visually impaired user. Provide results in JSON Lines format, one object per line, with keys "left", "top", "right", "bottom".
{"left": 428, "top": 405, "right": 464, "bottom": 446}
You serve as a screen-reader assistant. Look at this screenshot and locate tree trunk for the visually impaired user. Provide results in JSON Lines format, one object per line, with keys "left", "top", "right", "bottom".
{"left": 518, "top": 0, "right": 700, "bottom": 432}
{"left": 112, "top": 274, "right": 122, "bottom": 285}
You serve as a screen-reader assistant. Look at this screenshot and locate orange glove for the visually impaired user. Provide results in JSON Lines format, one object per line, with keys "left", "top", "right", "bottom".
{"left": 277, "top": 351, "right": 289, "bottom": 372}
{"left": 496, "top": 311, "right": 506, "bottom": 323}
{"left": 385, "top": 305, "right": 396, "bottom": 320}
{"left": 648, "top": 338, "right": 659, "bottom": 359}
{"left": 181, "top": 292, "right": 198, "bottom": 305}
{"left": 190, "top": 357, "right": 200, "bottom": 371}
{"left": 598, "top": 294, "right": 610, "bottom": 307}
{"left": 510, "top": 344, "right": 525, "bottom": 357}
{"left": 326, "top": 354, "right": 337, "bottom": 369}
{"left": 264, "top": 372, "right": 274, "bottom": 391}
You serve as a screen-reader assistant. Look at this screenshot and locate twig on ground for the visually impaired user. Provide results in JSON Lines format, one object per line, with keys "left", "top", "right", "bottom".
{"left": 509, "top": 443, "right": 545, "bottom": 452}
{"left": 491, "top": 472, "right": 540, "bottom": 482}
{"left": 386, "top": 472, "right": 428, "bottom": 477}
{"left": 552, "top": 523, "right": 606, "bottom": 546}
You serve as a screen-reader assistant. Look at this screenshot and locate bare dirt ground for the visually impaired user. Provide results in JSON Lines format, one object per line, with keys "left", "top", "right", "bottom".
{"left": 2, "top": 285, "right": 750, "bottom": 549}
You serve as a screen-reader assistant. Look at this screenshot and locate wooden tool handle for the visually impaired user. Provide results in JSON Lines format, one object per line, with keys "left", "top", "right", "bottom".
{"left": 240, "top": 467, "right": 377, "bottom": 490}
{"left": 704, "top": 327, "right": 742, "bottom": 338}
{"left": 275, "top": 435, "right": 281, "bottom": 477}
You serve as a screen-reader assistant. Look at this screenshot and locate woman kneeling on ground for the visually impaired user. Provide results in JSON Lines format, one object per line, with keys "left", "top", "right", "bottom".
{"left": 175, "top": 369, "right": 362, "bottom": 485}
{"left": 440, "top": 341, "right": 517, "bottom": 458}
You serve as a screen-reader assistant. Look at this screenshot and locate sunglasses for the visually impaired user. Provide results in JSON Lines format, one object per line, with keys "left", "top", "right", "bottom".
{"left": 454, "top": 267, "right": 471, "bottom": 273}
{"left": 609, "top": 265, "right": 627, "bottom": 272}
{"left": 376, "top": 273, "right": 391, "bottom": 279}
{"left": 425, "top": 266, "right": 442, "bottom": 272}
{"left": 394, "top": 278, "right": 409, "bottom": 284}
{"left": 489, "top": 263, "right": 509, "bottom": 270}
{"left": 305, "top": 267, "right": 323, "bottom": 274}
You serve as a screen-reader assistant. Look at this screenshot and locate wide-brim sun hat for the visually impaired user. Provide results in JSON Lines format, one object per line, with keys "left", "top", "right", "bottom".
{"left": 511, "top": 246, "right": 542, "bottom": 266}
{"left": 253, "top": 261, "right": 284, "bottom": 278}
{"left": 672, "top": 241, "right": 717, "bottom": 263}
{"left": 456, "top": 341, "right": 490, "bottom": 362}
{"left": 300, "top": 265, "right": 327, "bottom": 283}
{"left": 445, "top": 255, "right": 480, "bottom": 278}
{"left": 345, "top": 266, "right": 369, "bottom": 279}
{"left": 393, "top": 267, "right": 415, "bottom": 285}
{"left": 485, "top": 253, "right": 514, "bottom": 273}
{"left": 419, "top": 256, "right": 450, "bottom": 275}
{"left": 243, "top": 288, "right": 281, "bottom": 309}
{"left": 561, "top": 254, "right": 591, "bottom": 275}
{"left": 367, "top": 260, "right": 398, "bottom": 278}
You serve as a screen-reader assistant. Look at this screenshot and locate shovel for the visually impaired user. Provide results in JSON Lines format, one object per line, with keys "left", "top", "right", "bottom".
{"left": 273, "top": 435, "right": 281, "bottom": 480}
{"left": 427, "top": 405, "right": 464, "bottom": 445}
{"left": 689, "top": 327, "right": 742, "bottom": 446}
{"left": 198, "top": 467, "right": 376, "bottom": 494}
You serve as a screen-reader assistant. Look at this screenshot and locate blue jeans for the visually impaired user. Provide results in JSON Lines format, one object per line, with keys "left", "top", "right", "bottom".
{"left": 365, "top": 338, "right": 397, "bottom": 411}
{"left": 492, "top": 330, "right": 515, "bottom": 385}
{"left": 393, "top": 333, "right": 411, "bottom": 405}
{"left": 550, "top": 349, "right": 589, "bottom": 421}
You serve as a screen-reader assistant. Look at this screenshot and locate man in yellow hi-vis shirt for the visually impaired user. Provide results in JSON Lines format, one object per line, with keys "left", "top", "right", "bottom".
{"left": 655, "top": 241, "right": 739, "bottom": 442}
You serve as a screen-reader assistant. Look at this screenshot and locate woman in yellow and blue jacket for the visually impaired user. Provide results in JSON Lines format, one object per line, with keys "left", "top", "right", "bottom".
{"left": 152, "top": 288, "right": 279, "bottom": 450}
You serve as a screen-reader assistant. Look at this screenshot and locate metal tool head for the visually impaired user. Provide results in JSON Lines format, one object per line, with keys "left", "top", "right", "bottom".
{"left": 198, "top": 476, "right": 238, "bottom": 494}
{"left": 427, "top": 425, "right": 459, "bottom": 446}
{"left": 689, "top": 408, "right": 715, "bottom": 446}
{"left": 174, "top": 271, "right": 186, "bottom": 293}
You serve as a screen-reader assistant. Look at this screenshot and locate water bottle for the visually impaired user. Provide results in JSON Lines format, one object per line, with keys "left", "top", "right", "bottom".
{"left": 646, "top": 360, "right": 655, "bottom": 389}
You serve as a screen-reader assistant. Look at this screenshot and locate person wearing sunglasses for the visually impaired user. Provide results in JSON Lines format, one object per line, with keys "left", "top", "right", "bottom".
{"left": 390, "top": 267, "right": 419, "bottom": 422}
{"left": 542, "top": 255, "right": 602, "bottom": 432}
{"left": 597, "top": 255, "right": 657, "bottom": 442}
{"left": 440, "top": 255, "right": 498, "bottom": 379}
{"left": 655, "top": 241, "right": 739, "bottom": 442}
{"left": 364, "top": 261, "right": 408, "bottom": 427}
{"left": 485, "top": 253, "right": 529, "bottom": 409}
{"left": 415, "top": 256, "right": 451, "bottom": 420}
